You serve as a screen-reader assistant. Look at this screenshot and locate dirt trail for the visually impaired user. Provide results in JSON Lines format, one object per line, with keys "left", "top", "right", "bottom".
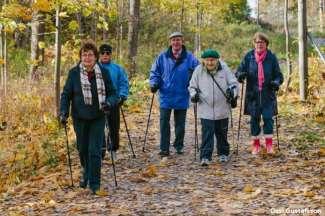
{"left": 0, "top": 100, "right": 323, "bottom": 215}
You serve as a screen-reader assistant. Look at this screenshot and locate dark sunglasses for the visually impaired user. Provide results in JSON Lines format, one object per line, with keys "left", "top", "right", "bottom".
{"left": 101, "top": 51, "right": 111, "bottom": 55}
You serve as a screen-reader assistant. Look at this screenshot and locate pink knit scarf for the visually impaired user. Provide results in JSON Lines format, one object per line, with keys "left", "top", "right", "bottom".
{"left": 254, "top": 50, "right": 267, "bottom": 91}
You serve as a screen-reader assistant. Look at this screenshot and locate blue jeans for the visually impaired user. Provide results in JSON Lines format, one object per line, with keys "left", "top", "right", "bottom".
{"left": 73, "top": 117, "right": 105, "bottom": 191}
{"left": 160, "top": 108, "right": 187, "bottom": 153}
{"left": 200, "top": 118, "right": 229, "bottom": 160}
{"left": 250, "top": 116, "right": 274, "bottom": 136}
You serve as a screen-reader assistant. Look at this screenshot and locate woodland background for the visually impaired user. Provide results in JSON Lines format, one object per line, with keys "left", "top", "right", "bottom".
{"left": 0, "top": 0, "right": 324, "bottom": 214}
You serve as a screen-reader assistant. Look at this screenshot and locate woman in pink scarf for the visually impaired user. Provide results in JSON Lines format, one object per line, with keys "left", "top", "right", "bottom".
{"left": 235, "top": 32, "right": 283, "bottom": 155}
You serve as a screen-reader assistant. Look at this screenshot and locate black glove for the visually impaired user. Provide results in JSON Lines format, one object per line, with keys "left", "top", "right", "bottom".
{"left": 270, "top": 80, "right": 280, "bottom": 91}
{"left": 101, "top": 102, "right": 111, "bottom": 114}
{"left": 59, "top": 114, "right": 67, "bottom": 126}
{"left": 226, "top": 87, "right": 234, "bottom": 101}
{"left": 150, "top": 84, "right": 159, "bottom": 93}
{"left": 226, "top": 87, "right": 237, "bottom": 108}
{"left": 236, "top": 71, "right": 247, "bottom": 83}
{"left": 118, "top": 96, "right": 127, "bottom": 106}
{"left": 191, "top": 92, "right": 200, "bottom": 103}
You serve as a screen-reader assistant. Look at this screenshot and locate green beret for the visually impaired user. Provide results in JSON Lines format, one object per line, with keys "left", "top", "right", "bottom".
{"left": 201, "top": 49, "right": 220, "bottom": 59}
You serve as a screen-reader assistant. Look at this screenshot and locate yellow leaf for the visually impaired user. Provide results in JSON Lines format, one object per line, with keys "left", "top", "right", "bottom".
{"left": 142, "top": 165, "right": 158, "bottom": 178}
{"left": 48, "top": 199, "right": 56, "bottom": 206}
{"left": 0, "top": 58, "right": 5, "bottom": 65}
{"left": 68, "top": 20, "right": 79, "bottom": 31}
{"left": 94, "top": 189, "right": 108, "bottom": 196}
{"left": 243, "top": 184, "right": 254, "bottom": 193}
{"left": 38, "top": 41, "right": 45, "bottom": 49}
{"left": 319, "top": 147, "right": 325, "bottom": 157}
{"left": 304, "top": 190, "right": 315, "bottom": 197}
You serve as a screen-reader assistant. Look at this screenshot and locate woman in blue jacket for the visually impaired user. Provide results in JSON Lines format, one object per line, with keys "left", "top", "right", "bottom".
{"left": 149, "top": 32, "right": 200, "bottom": 157}
{"left": 60, "top": 41, "right": 118, "bottom": 194}
{"left": 236, "top": 32, "right": 283, "bottom": 155}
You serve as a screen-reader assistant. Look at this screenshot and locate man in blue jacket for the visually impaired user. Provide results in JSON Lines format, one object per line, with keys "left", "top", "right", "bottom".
{"left": 149, "top": 32, "right": 200, "bottom": 157}
{"left": 99, "top": 44, "right": 129, "bottom": 160}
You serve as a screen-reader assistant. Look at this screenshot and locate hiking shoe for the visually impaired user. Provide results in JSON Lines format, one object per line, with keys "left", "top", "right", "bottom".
{"left": 200, "top": 158, "right": 209, "bottom": 166}
{"left": 176, "top": 148, "right": 184, "bottom": 155}
{"left": 265, "top": 137, "right": 274, "bottom": 154}
{"left": 219, "top": 155, "right": 228, "bottom": 163}
{"left": 159, "top": 151, "right": 170, "bottom": 157}
{"left": 79, "top": 178, "right": 87, "bottom": 188}
{"left": 252, "top": 138, "right": 261, "bottom": 155}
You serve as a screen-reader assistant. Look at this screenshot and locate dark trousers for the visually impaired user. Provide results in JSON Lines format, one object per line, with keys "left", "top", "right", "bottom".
{"left": 200, "top": 118, "right": 229, "bottom": 160}
{"left": 105, "top": 105, "right": 120, "bottom": 151}
{"left": 250, "top": 116, "right": 273, "bottom": 136}
{"left": 160, "top": 108, "right": 187, "bottom": 153}
{"left": 73, "top": 117, "right": 105, "bottom": 191}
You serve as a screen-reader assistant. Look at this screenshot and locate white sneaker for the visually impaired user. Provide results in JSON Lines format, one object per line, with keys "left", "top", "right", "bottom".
{"left": 200, "top": 158, "right": 209, "bottom": 166}
{"left": 219, "top": 155, "right": 228, "bottom": 163}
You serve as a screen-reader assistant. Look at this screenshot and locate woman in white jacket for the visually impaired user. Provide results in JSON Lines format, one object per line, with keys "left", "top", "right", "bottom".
{"left": 189, "top": 49, "right": 239, "bottom": 166}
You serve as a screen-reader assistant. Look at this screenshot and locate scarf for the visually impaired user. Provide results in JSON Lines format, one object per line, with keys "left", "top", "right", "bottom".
{"left": 254, "top": 50, "right": 267, "bottom": 91}
{"left": 80, "top": 63, "right": 106, "bottom": 109}
{"left": 172, "top": 48, "right": 182, "bottom": 59}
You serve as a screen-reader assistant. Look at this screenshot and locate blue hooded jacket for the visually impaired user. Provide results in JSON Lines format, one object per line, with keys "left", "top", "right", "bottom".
{"left": 100, "top": 61, "right": 129, "bottom": 99}
{"left": 149, "top": 46, "right": 200, "bottom": 109}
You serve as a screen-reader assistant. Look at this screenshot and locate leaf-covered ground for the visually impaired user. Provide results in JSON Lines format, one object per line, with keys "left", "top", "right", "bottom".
{"left": 0, "top": 95, "right": 324, "bottom": 215}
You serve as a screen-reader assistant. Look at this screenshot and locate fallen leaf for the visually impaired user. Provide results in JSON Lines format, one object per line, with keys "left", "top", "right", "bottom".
{"left": 319, "top": 147, "right": 325, "bottom": 157}
{"left": 129, "top": 175, "right": 147, "bottom": 183}
{"left": 243, "top": 184, "right": 254, "bottom": 193}
{"left": 94, "top": 189, "right": 108, "bottom": 197}
{"left": 142, "top": 165, "right": 158, "bottom": 178}
{"left": 303, "top": 190, "right": 315, "bottom": 197}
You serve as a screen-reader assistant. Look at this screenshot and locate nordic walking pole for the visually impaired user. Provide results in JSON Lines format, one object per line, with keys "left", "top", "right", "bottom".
{"left": 120, "top": 107, "right": 136, "bottom": 158}
{"left": 64, "top": 125, "right": 74, "bottom": 187}
{"left": 194, "top": 103, "right": 199, "bottom": 160}
{"left": 275, "top": 115, "right": 280, "bottom": 151}
{"left": 236, "top": 82, "right": 245, "bottom": 155}
{"left": 275, "top": 92, "right": 280, "bottom": 151}
{"left": 105, "top": 115, "right": 118, "bottom": 187}
{"left": 142, "top": 93, "right": 155, "bottom": 152}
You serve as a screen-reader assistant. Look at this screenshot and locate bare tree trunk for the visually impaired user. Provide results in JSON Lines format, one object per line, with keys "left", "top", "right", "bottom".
{"left": 0, "top": 24, "right": 7, "bottom": 97}
{"left": 0, "top": 0, "right": 8, "bottom": 121}
{"left": 194, "top": 0, "right": 201, "bottom": 56}
{"left": 76, "top": 12, "right": 83, "bottom": 37}
{"left": 284, "top": 0, "right": 293, "bottom": 92}
{"left": 55, "top": 5, "right": 62, "bottom": 118}
{"left": 38, "top": 13, "right": 45, "bottom": 65}
{"left": 180, "top": 0, "right": 185, "bottom": 32}
{"left": 320, "top": 0, "right": 324, "bottom": 32}
{"left": 91, "top": 12, "right": 97, "bottom": 42}
{"left": 30, "top": 10, "right": 40, "bottom": 81}
{"left": 257, "top": 0, "right": 260, "bottom": 25}
{"left": 102, "top": 0, "right": 109, "bottom": 41}
{"left": 127, "top": 0, "right": 140, "bottom": 79}
{"left": 298, "top": 0, "right": 308, "bottom": 101}
{"left": 116, "top": 0, "right": 124, "bottom": 60}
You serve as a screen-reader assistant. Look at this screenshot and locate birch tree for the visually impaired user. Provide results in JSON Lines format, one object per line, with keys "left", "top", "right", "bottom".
{"left": 127, "top": 0, "right": 140, "bottom": 78}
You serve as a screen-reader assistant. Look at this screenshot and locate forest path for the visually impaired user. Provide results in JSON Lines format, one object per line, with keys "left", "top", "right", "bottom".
{"left": 1, "top": 96, "right": 323, "bottom": 215}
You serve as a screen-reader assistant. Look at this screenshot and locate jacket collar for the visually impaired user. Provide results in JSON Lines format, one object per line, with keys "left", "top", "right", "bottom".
{"left": 166, "top": 45, "right": 187, "bottom": 60}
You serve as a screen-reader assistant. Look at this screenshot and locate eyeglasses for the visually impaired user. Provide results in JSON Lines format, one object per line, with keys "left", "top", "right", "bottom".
{"left": 101, "top": 51, "right": 111, "bottom": 55}
{"left": 81, "top": 53, "right": 95, "bottom": 58}
{"left": 255, "top": 40, "right": 266, "bottom": 44}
